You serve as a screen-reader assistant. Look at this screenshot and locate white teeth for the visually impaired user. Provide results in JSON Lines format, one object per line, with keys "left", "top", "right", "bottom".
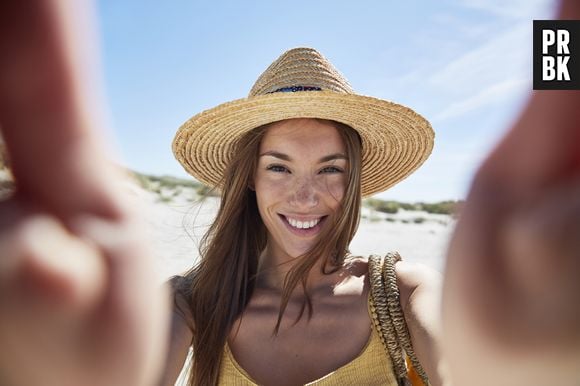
{"left": 285, "top": 216, "right": 320, "bottom": 229}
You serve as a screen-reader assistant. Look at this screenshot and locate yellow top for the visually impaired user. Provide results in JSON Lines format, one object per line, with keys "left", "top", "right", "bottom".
{"left": 217, "top": 296, "right": 398, "bottom": 385}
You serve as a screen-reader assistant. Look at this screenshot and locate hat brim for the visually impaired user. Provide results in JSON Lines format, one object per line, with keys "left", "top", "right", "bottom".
{"left": 173, "top": 91, "right": 434, "bottom": 197}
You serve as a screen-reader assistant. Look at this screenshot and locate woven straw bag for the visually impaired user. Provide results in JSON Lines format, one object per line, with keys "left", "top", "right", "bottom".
{"left": 368, "top": 253, "right": 430, "bottom": 386}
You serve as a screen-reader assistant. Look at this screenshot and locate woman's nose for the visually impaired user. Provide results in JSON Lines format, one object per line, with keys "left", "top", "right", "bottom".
{"left": 288, "top": 177, "right": 319, "bottom": 209}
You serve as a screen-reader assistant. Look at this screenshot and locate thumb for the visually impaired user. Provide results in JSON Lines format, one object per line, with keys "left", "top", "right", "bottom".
{"left": 0, "top": 213, "right": 107, "bottom": 313}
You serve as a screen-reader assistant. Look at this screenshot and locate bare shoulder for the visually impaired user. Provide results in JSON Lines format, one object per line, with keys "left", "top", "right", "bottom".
{"left": 395, "top": 261, "right": 442, "bottom": 291}
{"left": 324, "top": 255, "right": 369, "bottom": 296}
{"left": 343, "top": 254, "right": 370, "bottom": 276}
{"left": 393, "top": 261, "right": 444, "bottom": 385}
{"left": 394, "top": 260, "right": 442, "bottom": 316}
{"left": 166, "top": 275, "right": 195, "bottom": 332}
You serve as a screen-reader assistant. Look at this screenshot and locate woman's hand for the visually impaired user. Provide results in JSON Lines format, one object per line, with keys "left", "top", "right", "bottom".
{"left": 442, "top": 2, "right": 580, "bottom": 385}
{"left": 0, "top": 2, "right": 169, "bottom": 386}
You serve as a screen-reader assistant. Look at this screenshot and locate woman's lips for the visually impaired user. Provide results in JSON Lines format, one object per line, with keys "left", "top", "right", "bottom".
{"left": 278, "top": 214, "right": 327, "bottom": 237}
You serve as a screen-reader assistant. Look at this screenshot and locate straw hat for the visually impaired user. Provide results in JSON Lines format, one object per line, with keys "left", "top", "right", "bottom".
{"left": 173, "top": 47, "right": 434, "bottom": 197}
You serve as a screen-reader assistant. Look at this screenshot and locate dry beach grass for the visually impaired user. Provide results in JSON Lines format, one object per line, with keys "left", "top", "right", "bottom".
{"left": 0, "top": 168, "right": 455, "bottom": 280}
{"left": 129, "top": 172, "right": 455, "bottom": 280}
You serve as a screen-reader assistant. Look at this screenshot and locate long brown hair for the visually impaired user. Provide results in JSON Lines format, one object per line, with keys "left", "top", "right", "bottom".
{"left": 180, "top": 118, "right": 362, "bottom": 385}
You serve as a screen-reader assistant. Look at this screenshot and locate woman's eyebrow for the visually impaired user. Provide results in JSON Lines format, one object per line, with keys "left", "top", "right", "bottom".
{"left": 319, "top": 153, "right": 348, "bottom": 163}
{"left": 259, "top": 151, "right": 291, "bottom": 161}
{"left": 259, "top": 151, "right": 347, "bottom": 163}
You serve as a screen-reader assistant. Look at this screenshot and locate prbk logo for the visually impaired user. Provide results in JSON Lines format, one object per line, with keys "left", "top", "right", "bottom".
{"left": 533, "top": 20, "right": 580, "bottom": 90}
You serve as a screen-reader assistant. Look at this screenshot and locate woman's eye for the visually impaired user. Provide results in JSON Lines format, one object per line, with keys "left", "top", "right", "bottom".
{"left": 266, "top": 165, "right": 289, "bottom": 173}
{"left": 320, "top": 166, "right": 343, "bottom": 174}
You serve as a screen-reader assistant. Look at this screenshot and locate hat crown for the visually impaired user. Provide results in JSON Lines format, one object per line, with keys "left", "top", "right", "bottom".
{"left": 249, "top": 47, "right": 354, "bottom": 97}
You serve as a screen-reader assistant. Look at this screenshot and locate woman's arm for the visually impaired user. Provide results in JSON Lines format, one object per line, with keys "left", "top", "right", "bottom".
{"left": 442, "top": 1, "right": 580, "bottom": 384}
{"left": 396, "top": 261, "right": 446, "bottom": 386}
{"left": 157, "top": 310, "right": 193, "bottom": 386}
{"left": 0, "top": 2, "right": 169, "bottom": 385}
{"left": 158, "top": 280, "right": 195, "bottom": 386}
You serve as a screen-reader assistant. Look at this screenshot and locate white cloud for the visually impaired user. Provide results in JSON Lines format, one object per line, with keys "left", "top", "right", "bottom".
{"left": 359, "top": 0, "right": 557, "bottom": 199}
{"left": 419, "top": 0, "right": 555, "bottom": 121}
{"left": 424, "top": 7, "right": 554, "bottom": 121}
{"left": 368, "top": 1, "right": 552, "bottom": 120}
{"left": 433, "top": 77, "right": 528, "bottom": 122}
{"left": 429, "top": 22, "right": 531, "bottom": 92}
{"left": 457, "top": 0, "right": 556, "bottom": 19}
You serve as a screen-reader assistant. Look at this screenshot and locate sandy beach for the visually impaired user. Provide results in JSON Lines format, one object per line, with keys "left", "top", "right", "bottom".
{"left": 125, "top": 179, "right": 455, "bottom": 282}
{"left": 0, "top": 169, "right": 455, "bottom": 279}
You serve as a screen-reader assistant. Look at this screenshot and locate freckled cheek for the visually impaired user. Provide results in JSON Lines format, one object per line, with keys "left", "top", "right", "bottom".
{"left": 255, "top": 176, "right": 290, "bottom": 210}
{"left": 256, "top": 176, "right": 291, "bottom": 195}
{"left": 255, "top": 173, "right": 346, "bottom": 206}
{"left": 320, "top": 176, "right": 346, "bottom": 205}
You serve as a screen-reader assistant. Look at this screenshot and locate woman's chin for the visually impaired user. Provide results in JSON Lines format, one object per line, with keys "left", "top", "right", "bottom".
{"left": 276, "top": 242, "right": 314, "bottom": 260}
{"left": 266, "top": 233, "right": 317, "bottom": 260}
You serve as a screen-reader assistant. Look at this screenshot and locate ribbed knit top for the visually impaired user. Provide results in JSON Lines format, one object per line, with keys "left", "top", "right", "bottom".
{"left": 217, "top": 296, "right": 398, "bottom": 385}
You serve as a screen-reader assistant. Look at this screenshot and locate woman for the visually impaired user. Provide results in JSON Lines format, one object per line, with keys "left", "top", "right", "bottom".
{"left": 161, "top": 48, "right": 443, "bottom": 386}
{"left": 2, "top": 2, "right": 579, "bottom": 386}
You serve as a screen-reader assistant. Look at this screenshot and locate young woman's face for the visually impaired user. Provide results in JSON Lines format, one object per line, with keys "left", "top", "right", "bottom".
{"left": 254, "top": 118, "right": 347, "bottom": 259}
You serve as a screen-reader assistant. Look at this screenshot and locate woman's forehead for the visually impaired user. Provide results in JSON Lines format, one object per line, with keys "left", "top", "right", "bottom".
{"left": 259, "top": 118, "right": 346, "bottom": 153}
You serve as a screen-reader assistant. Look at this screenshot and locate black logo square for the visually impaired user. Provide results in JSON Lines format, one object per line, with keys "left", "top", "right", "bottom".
{"left": 533, "top": 20, "right": 580, "bottom": 90}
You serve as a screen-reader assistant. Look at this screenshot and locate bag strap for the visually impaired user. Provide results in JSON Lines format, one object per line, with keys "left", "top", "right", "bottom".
{"left": 368, "top": 253, "right": 430, "bottom": 386}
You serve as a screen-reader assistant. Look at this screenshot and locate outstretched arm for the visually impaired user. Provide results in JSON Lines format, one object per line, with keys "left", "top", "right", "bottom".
{"left": 0, "top": 2, "right": 170, "bottom": 385}
{"left": 442, "top": 1, "right": 580, "bottom": 385}
{"left": 397, "top": 261, "right": 445, "bottom": 386}
{"left": 158, "top": 280, "right": 194, "bottom": 386}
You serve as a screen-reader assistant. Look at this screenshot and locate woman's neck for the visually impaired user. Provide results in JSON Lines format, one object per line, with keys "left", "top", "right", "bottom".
{"left": 255, "top": 244, "right": 344, "bottom": 296}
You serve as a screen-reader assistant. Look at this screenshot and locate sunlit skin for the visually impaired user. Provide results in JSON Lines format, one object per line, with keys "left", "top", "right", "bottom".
{"left": 253, "top": 118, "right": 348, "bottom": 286}
{"left": 3, "top": 0, "right": 580, "bottom": 385}
{"left": 226, "top": 118, "right": 445, "bottom": 386}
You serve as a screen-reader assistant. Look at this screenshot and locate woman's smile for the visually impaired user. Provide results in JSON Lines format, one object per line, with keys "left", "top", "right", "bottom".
{"left": 253, "top": 118, "right": 347, "bottom": 259}
{"left": 278, "top": 214, "right": 328, "bottom": 237}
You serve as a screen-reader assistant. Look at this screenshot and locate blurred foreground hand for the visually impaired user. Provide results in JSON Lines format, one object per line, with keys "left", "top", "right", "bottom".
{"left": 443, "top": 1, "right": 580, "bottom": 385}
{"left": 0, "top": 2, "right": 169, "bottom": 386}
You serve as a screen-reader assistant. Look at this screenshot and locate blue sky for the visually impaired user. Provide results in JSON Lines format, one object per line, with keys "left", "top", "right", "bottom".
{"left": 96, "top": 0, "right": 556, "bottom": 202}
